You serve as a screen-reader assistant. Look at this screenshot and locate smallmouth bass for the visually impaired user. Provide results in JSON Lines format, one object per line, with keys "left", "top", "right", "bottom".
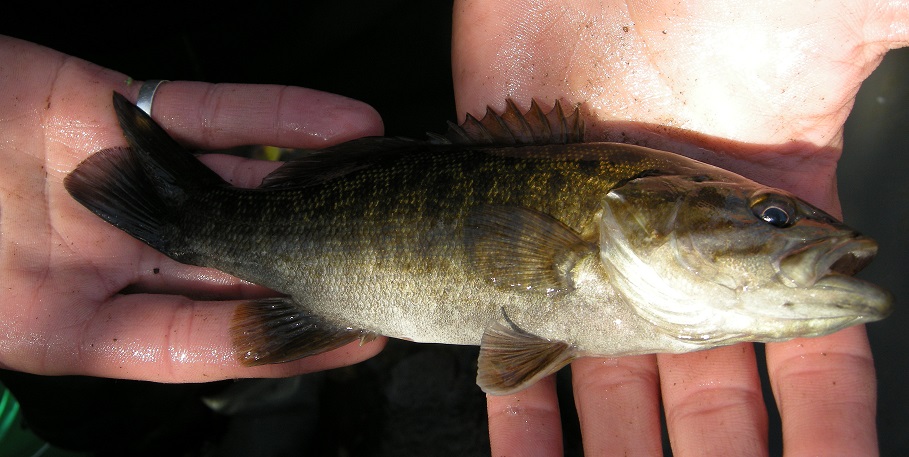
{"left": 64, "top": 93, "right": 891, "bottom": 394}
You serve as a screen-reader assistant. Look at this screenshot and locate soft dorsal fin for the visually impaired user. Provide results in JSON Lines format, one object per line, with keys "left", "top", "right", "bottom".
{"left": 465, "top": 205, "right": 597, "bottom": 296}
{"left": 477, "top": 316, "right": 576, "bottom": 395}
{"left": 430, "top": 99, "right": 584, "bottom": 146}
{"left": 259, "top": 137, "right": 421, "bottom": 189}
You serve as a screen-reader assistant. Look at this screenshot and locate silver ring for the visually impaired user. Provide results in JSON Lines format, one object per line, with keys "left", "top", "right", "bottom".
{"left": 136, "top": 80, "right": 169, "bottom": 116}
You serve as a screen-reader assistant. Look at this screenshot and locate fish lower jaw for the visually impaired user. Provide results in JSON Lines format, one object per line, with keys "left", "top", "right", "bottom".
{"left": 668, "top": 325, "right": 836, "bottom": 347}
{"left": 809, "top": 274, "right": 893, "bottom": 319}
{"left": 739, "top": 314, "right": 883, "bottom": 342}
{"left": 767, "top": 316, "right": 873, "bottom": 341}
{"left": 659, "top": 306, "right": 886, "bottom": 347}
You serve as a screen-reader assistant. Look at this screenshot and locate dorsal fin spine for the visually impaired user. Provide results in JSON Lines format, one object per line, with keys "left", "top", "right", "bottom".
{"left": 439, "top": 99, "right": 584, "bottom": 146}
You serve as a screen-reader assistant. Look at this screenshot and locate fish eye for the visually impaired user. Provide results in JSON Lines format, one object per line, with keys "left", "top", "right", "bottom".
{"left": 750, "top": 193, "right": 797, "bottom": 228}
{"left": 760, "top": 206, "right": 791, "bottom": 227}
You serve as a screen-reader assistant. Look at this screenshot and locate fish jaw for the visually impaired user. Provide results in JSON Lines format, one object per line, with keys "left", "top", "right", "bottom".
{"left": 769, "top": 235, "right": 892, "bottom": 325}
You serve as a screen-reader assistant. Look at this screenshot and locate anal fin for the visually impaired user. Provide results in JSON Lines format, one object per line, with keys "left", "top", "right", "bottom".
{"left": 477, "top": 317, "right": 576, "bottom": 395}
{"left": 231, "top": 297, "right": 376, "bottom": 365}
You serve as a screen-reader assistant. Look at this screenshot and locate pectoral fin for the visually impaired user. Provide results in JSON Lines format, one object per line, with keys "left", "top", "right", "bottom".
{"left": 477, "top": 318, "right": 576, "bottom": 395}
{"left": 465, "top": 205, "right": 596, "bottom": 295}
{"left": 231, "top": 297, "right": 377, "bottom": 365}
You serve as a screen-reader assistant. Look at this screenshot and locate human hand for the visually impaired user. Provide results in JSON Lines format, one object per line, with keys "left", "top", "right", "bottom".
{"left": 452, "top": 1, "right": 908, "bottom": 455}
{"left": 0, "top": 35, "right": 385, "bottom": 382}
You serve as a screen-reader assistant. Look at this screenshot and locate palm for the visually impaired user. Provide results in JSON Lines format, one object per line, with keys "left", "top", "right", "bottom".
{"left": 452, "top": 0, "right": 907, "bottom": 455}
{"left": 454, "top": 0, "right": 905, "bottom": 207}
{"left": 0, "top": 36, "right": 385, "bottom": 381}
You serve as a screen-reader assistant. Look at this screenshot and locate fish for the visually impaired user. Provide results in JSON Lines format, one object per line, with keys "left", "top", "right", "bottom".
{"left": 64, "top": 93, "right": 892, "bottom": 395}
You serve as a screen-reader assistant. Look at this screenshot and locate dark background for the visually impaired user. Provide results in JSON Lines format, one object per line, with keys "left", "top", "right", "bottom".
{"left": 2, "top": 2, "right": 907, "bottom": 455}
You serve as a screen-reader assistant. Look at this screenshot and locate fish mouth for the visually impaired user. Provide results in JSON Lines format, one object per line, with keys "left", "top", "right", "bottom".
{"left": 779, "top": 236, "right": 876, "bottom": 287}
{"left": 778, "top": 236, "right": 891, "bottom": 318}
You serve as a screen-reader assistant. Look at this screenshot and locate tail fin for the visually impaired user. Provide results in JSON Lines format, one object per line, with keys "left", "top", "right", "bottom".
{"left": 64, "top": 92, "right": 226, "bottom": 255}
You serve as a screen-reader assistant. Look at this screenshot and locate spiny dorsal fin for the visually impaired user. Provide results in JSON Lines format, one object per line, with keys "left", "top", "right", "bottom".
{"left": 477, "top": 317, "right": 576, "bottom": 395}
{"left": 465, "top": 205, "right": 597, "bottom": 296}
{"left": 432, "top": 99, "right": 584, "bottom": 146}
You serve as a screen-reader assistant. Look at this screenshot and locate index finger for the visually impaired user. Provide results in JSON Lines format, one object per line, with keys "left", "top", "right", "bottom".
{"left": 124, "top": 80, "right": 383, "bottom": 150}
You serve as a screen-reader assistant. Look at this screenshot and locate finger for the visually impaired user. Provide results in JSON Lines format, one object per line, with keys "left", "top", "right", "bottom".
{"left": 124, "top": 80, "right": 384, "bottom": 149}
{"left": 657, "top": 344, "right": 768, "bottom": 456}
{"left": 765, "top": 326, "right": 877, "bottom": 456}
{"left": 44, "top": 76, "right": 383, "bottom": 181}
{"left": 571, "top": 355, "right": 662, "bottom": 456}
{"left": 864, "top": 2, "right": 909, "bottom": 49}
{"left": 487, "top": 375, "right": 563, "bottom": 457}
{"left": 7, "top": 292, "right": 385, "bottom": 382}
{"left": 123, "top": 249, "right": 276, "bottom": 300}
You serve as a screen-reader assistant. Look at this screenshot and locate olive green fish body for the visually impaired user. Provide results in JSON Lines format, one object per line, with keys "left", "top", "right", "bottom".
{"left": 65, "top": 95, "right": 891, "bottom": 394}
{"left": 172, "top": 143, "right": 691, "bottom": 350}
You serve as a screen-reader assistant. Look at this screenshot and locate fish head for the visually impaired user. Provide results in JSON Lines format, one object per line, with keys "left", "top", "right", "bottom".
{"left": 598, "top": 173, "right": 891, "bottom": 346}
